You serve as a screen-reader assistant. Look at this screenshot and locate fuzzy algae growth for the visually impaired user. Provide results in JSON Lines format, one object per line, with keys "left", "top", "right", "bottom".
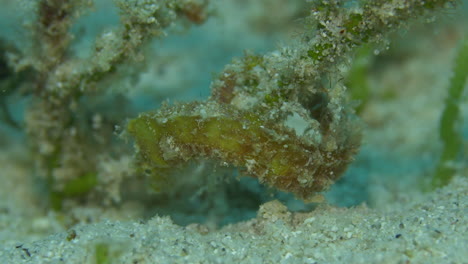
{"left": 128, "top": 100, "right": 360, "bottom": 200}
{"left": 126, "top": 0, "right": 457, "bottom": 201}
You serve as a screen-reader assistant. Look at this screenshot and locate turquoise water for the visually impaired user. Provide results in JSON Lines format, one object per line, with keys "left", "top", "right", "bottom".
{"left": 0, "top": 0, "right": 466, "bottom": 228}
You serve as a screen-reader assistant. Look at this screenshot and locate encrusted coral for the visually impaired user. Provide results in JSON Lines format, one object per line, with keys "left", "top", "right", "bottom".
{"left": 17, "top": 0, "right": 210, "bottom": 207}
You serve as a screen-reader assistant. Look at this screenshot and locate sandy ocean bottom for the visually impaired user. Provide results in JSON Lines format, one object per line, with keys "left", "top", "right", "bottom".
{"left": 0, "top": 146, "right": 466, "bottom": 263}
